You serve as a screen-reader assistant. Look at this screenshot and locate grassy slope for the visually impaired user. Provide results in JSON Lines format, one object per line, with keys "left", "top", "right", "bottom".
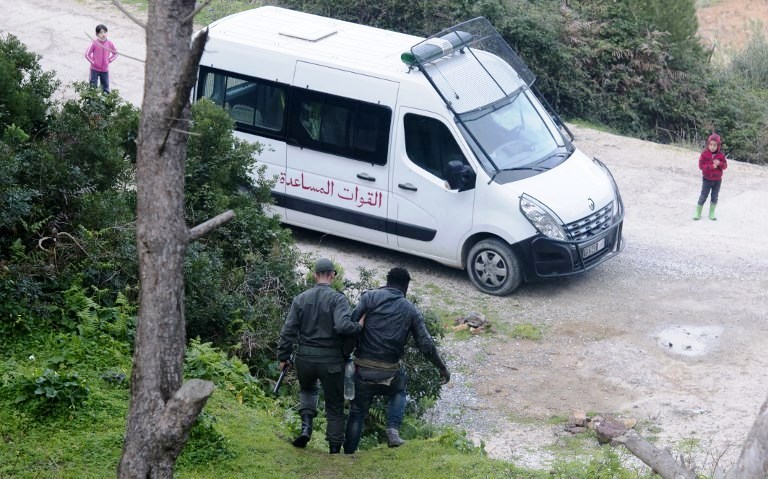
{"left": 0, "top": 385, "right": 542, "bottom": 478}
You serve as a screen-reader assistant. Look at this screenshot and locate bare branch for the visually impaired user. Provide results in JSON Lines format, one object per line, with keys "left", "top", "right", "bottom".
{"left": 38, "top": 232, "right": 93, "bottom": 259}
{"left": 84, "top": 32, "right": 146, "bottom": 63}
{"left": 111, "top": 0, "right": 147, "bottom": 29}
{"left": 188, "top": 210, "right": 235, "bottom": 242}
{"left": 183, "top": 0, "right": 212, "bottom": 24}
{"left": 169, "top": 127, "right": 200, "bottom": 136}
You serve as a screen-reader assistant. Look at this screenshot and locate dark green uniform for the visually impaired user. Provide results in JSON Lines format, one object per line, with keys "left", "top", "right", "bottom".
{"left": 277, "top": 283, "right": 360, "bottom": 446}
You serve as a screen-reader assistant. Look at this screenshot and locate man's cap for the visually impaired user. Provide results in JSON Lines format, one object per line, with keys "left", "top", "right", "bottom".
{"left": 314, "top": 258, "right": 336, "bottom": 274}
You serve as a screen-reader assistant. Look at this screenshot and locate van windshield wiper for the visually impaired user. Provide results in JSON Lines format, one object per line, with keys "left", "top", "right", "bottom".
{"left": 534, "top": 151, "right": 570, "bottom": 167}
{"left": 488, "top": 165, "right": 549, "bottom": 184}
{"left": 460, "top": 88, "right": 524, "bottom": 122}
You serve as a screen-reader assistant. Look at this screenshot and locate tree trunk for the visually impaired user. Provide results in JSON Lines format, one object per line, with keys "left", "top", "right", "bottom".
{"left": 725, "top": 395, "right": 768, "bottom": 479}
{"left": 118, "top": 0, "right": 216, "bottom": 476}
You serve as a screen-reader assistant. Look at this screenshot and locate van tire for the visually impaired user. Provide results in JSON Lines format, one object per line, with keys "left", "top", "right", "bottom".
{"left": 467, "top": 239, "right": 522, "bottom": 296}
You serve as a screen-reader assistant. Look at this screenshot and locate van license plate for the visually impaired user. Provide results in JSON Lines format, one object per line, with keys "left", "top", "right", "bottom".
{"left": 582, "top": 238, "right": 606, "bottom": 258}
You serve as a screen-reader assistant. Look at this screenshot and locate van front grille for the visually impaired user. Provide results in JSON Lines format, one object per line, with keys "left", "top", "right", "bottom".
{"left": 565, "top": 202, "right": 613, "bottom": 241}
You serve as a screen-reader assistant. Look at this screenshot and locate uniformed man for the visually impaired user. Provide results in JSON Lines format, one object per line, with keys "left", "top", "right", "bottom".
{"left": 277, "top": 258, "right": 363, "bottom": 454}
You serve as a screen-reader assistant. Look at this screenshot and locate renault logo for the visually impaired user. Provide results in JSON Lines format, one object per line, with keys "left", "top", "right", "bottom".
{"left": 588, "top": 198, "right": 595, "bottom": 211}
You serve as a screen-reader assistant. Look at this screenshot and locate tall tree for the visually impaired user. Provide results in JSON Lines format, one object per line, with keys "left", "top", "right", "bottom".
{"left": 116, "top": 0, "right": 232, "bottom": 476}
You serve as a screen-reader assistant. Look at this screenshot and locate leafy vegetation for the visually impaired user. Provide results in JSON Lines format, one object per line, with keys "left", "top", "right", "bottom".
{"left": 1, "top": 32, "right": 519, "bottom": 477}
{"left": 8, "top": 0, "right": 759, "bottom": 472}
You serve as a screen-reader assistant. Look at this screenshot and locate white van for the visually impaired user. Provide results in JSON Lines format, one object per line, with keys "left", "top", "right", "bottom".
{"left": 194, "top": 6, "right": 624, "bottom": 295}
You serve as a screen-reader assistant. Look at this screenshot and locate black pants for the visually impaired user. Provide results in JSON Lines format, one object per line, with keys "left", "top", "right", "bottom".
{"left": 89, "top": 69, "right": 110, "bottom": 93}
{"left": 294, "top": 357, "right": 346, "bottom": 446}
{"left": 698, "top": 178, "right": 722, "bottom": 205}
{"left": 344, "top": 367, "right": 407, "bottom": 453}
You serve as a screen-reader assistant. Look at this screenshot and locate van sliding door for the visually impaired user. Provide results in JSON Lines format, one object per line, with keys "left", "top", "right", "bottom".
{"left": 284, "top": 62, "right": 399, "bottom": 247}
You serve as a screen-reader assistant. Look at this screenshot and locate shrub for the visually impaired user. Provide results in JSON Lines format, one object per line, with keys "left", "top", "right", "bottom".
{"left": 11, "top": 368, "right": 90, "bottom": 415}
{"left": 727, "top": 27, "right": 768, "bottom": 89}
{"left": 0, "top": 82, "right": 139, "bottom": 281}
{"left": 183, "top": 100, "right": 303, "bottom": 363}
{"left": 0, "top": 33, "right": 58, "bottom": 136}
{"left": 703, "top": 71, "right": 768, "bottom": 164}
{"left": 277, "top": 0, "right": 464, "bottom": 36}
{"left": 185, "top": 338, "right": 268, "bottom": 406}
{"left": 177, "top": 412, "right": 235, "bottom": 466}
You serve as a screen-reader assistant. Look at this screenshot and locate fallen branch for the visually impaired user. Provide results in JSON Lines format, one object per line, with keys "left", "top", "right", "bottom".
{"left": 596, "top": 394, "right": 768, "bottom": 479}
{"left": 596, "top": 417, "right": 696, "bottom": 479}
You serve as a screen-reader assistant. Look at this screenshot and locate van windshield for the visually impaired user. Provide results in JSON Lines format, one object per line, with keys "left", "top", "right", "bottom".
{"left": 458, "top": 89, "right": 571, "bottom": 177}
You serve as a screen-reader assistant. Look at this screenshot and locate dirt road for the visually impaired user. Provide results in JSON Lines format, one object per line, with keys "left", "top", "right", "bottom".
{"left": 3, "top": 0, "right": 767, "bottom": 473}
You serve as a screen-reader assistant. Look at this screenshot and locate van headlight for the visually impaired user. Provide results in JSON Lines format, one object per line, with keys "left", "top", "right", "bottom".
{"left": 519, "top": 194, "right": 568, "bottom": 241}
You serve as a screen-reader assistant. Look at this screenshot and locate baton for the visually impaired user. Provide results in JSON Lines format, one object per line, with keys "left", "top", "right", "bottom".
{"left": 273, "top": 359, "right": 293, "bottom": 395}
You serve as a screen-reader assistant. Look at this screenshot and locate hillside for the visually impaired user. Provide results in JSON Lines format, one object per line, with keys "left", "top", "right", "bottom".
{"left": 697, "top": 0, "right": 768, "bottom": 62}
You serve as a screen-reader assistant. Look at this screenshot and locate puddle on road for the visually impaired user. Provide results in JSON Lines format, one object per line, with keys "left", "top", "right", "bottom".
{"left": 655, "top": 325, "right": 723, "bottom": 356}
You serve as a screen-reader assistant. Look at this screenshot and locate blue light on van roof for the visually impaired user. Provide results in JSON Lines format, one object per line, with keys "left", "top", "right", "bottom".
{"left": 402, "top": 30, "right": 474, "bottom": 66}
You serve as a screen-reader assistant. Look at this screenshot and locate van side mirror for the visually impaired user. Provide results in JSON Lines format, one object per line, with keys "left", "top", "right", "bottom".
{"left": 446, "top": 160, "right": 476, "bottom": 192}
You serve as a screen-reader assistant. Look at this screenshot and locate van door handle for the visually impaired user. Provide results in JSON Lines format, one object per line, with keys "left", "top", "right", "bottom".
{"left": 357, "top": 173, "right": 376, "bottom": 182}
{"left": 398, "top": 183, "right": 417, "bottom": 192}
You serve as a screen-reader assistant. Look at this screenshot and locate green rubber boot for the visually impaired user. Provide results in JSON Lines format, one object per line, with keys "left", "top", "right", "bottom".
{"left": 693, "top": 204, "right": 703, "bottom": 220}
{"left": 709, "top": 203, "right": 717, "bottom": 221}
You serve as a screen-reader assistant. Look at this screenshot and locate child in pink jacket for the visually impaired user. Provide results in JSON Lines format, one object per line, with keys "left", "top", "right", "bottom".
{"left": 85, "top": 24, "right": 118, "bottom": 93}
{"left": 694, "top": 133, "right": 728, "bottom": 220}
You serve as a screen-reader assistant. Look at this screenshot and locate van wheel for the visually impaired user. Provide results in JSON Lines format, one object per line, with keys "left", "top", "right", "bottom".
{"left": 467, "top": 239, "right": 522, "bottom": 296}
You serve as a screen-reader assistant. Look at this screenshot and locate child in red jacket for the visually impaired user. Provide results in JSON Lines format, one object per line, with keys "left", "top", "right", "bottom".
{"left": 694, "top": 133, "right": 727, "bottom": 220}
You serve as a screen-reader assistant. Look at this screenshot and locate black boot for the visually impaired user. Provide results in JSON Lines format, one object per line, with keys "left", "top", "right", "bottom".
{"left": 292, "top": 414, "right": 313, "bottom": 448}
{"left": 329, "top": 444, "right": 341, "bottom": 454}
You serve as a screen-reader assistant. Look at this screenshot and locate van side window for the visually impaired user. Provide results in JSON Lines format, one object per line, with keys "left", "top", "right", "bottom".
{"left": 404, "top": 113, "right": 469, "bottom": 180}
{"left": 287, "top": 88, "right": 391, "bottom": 165}
{"left": 197, "top": 67, "right": 287, "bottom": 136}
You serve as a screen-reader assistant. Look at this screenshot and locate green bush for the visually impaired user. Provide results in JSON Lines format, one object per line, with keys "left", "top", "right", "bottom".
{"left": 277, "top": 0, "right": 465, "bottom": 36}
{"left": 0, "top": 79, "right": 139, "bottom": 303}
{"left": 11, "top": 368, "right": 90, "bottom": 414}
{"left": 185, "top": 338, "right": 268, "bottom": 406}
{"left": 183, "top": 99, "right": 303, "bottom": 363}
{"left": 728, "top": 27, "right": 768, "bottom": 89}
{"left": 0, "top": 33, "right": 58, "bottom": 136}
{"left": 177, "top": 412, "right": 235, "bottom": 466}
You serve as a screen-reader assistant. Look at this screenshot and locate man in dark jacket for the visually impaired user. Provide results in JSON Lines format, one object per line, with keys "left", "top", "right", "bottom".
{"left": 343, "top": 267, "right": 450, "bottom": 454}
{"left": 277, "top": 258, "right": 363, "bottom": 454}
